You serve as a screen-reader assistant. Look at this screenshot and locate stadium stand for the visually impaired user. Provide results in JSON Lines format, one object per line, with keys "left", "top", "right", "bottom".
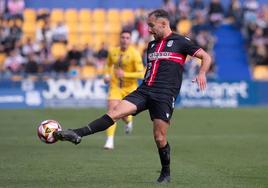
{"left": 0, "top": 0, "right": 267, "bottom": 81}
{"left": 214, "top": 24, "right": 251, "bottom": 81}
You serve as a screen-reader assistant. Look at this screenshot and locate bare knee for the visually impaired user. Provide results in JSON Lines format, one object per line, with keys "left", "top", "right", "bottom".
{"left": 107, "top": 100, "right": 137, "bottom": 122}
{"left": 153, "top": 119, "right": 168, "bottom": 148}
{"left": 107, "top": 106, "right": 124, "bottom": 121}
{"left": 154, "top": 131, "right": 167, "bottom": 148}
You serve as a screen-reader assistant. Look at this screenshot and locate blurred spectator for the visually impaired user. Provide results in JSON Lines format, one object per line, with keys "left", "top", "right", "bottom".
{"left": 96, "top": 42, "right": 108, "bottom": 71}
{"left": 177, "top": 0, "right": 191, "bottom": 17}
{"left": 208, "top": 0, "right": 225, "bottom": 27}
{"left": 81, "top": 43, "right": 96, "bottom": 66}
{"left": 242, "top": 0, "right": 259, "bottom": 44}
{"left": 52, "top": 56, "right": 69, "bottom": 73}
{"left": 227, "top": 0, "right": 243, "bottom": 28}
{"left": 37, "top": 41, "right": 52, "bottom": 71}
{"left": 195, "top": 30, "right": 215, "bottom": 51}
{"left": 3, "top": 49, "right": 25, "bottom": 75}
{"left": 36, "top": 9, "right": 50, "bottom": 21}
{"left": 7, "top": 0, "right": 25, "bottom": 20}
{"left": 36, "top": 18, "right": 53, "bottom": 45}
{"left": 67, "top": 45, "right": 82, "bottom": 66}
{"left": 9, "top": 19, "right": 22, "bottom": 44}
{"left": 243, "top": 0, "right": 259, "bottom": 26}
{"left": 22, "top": 37, "right": 40, "bottom": 56}
{"left": 191, "top": 0, "right": 206, "bottom": 14}
{"left": 250, "top": 26, "right": 268, "bottom": 65}
{"left": 25, "top": 53, "right": 39, "bottom": 74}
{"left": 0, "top": 23, "right": 10, "bottom": 53}
{"left": 96, "top": 43, "right": 108, "bottom": 60}
{"left": 51, "top": 21, "right": 68, "bottom": 44}
{"left": 0, "top": 0, "right": 6, "bottom": 17}
{"left": 192, "top": 11, "right": 211, "bottom": 35}
{"left": 162, "top": 0, "right": 176, "bottom": 17}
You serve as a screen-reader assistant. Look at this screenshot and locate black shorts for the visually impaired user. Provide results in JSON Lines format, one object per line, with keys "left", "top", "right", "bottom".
{"left": 123, "top": 89, "right": 175, "bottom": 122}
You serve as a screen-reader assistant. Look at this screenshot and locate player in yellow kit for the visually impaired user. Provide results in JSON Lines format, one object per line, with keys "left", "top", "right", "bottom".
{"left": 103, "top": 30, "right": 144, "bottom": 149}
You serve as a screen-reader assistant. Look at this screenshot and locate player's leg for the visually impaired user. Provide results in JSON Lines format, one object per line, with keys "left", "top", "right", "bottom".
{"left": 53, "top": 100, "right": 137, "bottom": 144}
{"left": 122, "top": 115, "right": 133, "bottom": 134}
{"left": 104, "top": 100, "right": 120, "bottom": 149}
{"left": 149, "top": 97, "right": 173, "bottom": 183}
{"left": 153, "top": 119, "right": 170, "bottom": 183}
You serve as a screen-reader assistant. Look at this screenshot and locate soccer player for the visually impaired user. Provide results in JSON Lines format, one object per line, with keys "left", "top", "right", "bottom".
{"left": 53, "top": 9, "right": 212, "bottom": 183}
{"left": 103, "top": 30, "right": 144, "bottom": 149}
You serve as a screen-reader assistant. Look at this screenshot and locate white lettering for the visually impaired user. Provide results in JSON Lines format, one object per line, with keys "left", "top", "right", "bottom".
{"left": 179, "top": 80, "right": 249, "bottom": 107}
{"left": 180, "top": 80, "right": 248, "bottom": 99}
{"left": 42, "top": 79, "right": 107, "bottom": 100}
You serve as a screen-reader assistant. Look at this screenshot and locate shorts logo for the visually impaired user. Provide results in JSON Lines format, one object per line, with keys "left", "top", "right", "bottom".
{"left": 166, "top": 113, "right": 170, "bottom": 118}
{"left": 167, "top": 40, "right": 173, "bottom": 47}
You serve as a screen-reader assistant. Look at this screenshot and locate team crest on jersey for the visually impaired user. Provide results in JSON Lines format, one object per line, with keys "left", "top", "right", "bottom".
{"left": 167, "top": 40, "right": 173, "bottom": 47}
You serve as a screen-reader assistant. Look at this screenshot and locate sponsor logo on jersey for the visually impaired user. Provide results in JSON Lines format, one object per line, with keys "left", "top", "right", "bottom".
{"left": 151, "top": 43, "right": 155, "bottom": 48}
{"left": 148, "top": 52, "right": 171, "bottom": 61}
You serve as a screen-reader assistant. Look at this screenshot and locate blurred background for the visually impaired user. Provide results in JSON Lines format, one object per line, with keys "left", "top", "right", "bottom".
{"left": 0, "top": 0, "right": 268, "bottom": 108}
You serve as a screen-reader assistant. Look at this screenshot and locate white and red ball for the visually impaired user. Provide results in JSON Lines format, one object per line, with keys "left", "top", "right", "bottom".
{"left": 37, "top": 120, "right": 62, "bottom": 144}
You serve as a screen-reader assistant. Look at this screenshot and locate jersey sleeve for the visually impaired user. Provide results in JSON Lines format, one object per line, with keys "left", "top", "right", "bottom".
{"left": 123, "top": 50, "right": 144, "bottom": 79}
{"left": 181, "top": 36, "right": 201, "bottom": 57}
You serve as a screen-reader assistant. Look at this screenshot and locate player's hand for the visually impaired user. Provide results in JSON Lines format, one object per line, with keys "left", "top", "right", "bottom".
{"left": 115, "top": 68, "right": 124, "bottom": 78}
{"left": 192, "top": 72, "right": 207, "bottom": 91}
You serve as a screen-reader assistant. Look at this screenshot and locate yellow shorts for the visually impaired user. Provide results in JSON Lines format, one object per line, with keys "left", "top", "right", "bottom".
{"left": 108, "top": 85, "right": 137, "bottom": 100}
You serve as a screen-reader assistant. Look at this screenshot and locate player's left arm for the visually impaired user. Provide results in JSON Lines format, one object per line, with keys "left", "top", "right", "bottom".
{"left": 121, "top": 51, "right": 144, "bottom": 79}
{"left": 192, "top": 48, "right": 212, "bottom": 91}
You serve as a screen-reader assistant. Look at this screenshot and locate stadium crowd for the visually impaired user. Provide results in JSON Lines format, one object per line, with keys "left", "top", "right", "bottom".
{"left": 0, "top": 0, "right": 267, "bottom": 81}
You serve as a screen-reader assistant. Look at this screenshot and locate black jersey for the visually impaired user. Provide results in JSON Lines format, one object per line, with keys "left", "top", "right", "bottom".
{"left": 140, "top": 32, "right": 201, "bottom": 97}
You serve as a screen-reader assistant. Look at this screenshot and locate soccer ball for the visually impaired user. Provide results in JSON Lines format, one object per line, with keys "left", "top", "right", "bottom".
{"left": 37, "top": 120, "right": 62, "bottom": 144}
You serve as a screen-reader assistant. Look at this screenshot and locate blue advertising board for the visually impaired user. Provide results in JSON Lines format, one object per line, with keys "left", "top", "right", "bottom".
{"left": 0, "top": 78, "right": 267, "bottom": 109}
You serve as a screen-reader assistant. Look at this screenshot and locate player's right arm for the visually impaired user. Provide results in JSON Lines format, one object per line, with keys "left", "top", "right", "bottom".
{"left": 104, "top": 49, "right": 114, "bottom": 83}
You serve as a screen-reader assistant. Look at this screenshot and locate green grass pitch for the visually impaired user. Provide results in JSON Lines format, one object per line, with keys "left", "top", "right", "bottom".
{"left": 0, "top": 108, "right": 267, "bottom": 188}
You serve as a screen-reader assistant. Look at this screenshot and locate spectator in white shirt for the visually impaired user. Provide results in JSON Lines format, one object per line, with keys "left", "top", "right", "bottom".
{"left": 51, "top": 21, "right": 68, "bottom": 44}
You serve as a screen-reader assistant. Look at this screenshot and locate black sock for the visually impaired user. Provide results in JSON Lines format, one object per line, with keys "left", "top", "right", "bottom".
{"left": 73, "top": 114, "right": 114, "bottom": 137}
{"left": 158, "top": 142, "right": 170, "bottom": 174}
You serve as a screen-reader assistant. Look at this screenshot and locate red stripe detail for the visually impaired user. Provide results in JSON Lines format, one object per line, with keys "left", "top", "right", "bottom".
{"left": 192, "top": 48, "right": 202, "bottom": 57}
{"left": 166, "top": 52, "right": 186, "bottom": 64}
{"left": 147, "top": 39, "right": 166, "bottom": 86}
{"left": 169, "top": 52, "right": 186, "bottom": 61}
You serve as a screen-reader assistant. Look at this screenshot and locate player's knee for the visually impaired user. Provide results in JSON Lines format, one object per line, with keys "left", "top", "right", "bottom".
{"left": 154, "top": 135, "right": 166, "bottom": 148}
{"left": 107, "top": 107, "right": 124, "bottom": 121}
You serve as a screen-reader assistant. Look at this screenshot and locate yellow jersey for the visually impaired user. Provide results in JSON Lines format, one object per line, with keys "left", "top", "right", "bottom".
{"left": 106, "top": 46, "right": 144, "bottom": 89}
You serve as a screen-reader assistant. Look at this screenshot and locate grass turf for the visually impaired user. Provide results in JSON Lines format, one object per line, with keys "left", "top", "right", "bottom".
{"left": 0, "top": 108, "right": 267, "bottom": 188}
